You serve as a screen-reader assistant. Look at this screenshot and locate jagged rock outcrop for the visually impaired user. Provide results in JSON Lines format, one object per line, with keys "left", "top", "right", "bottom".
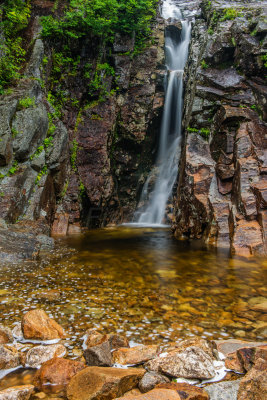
{"left": 173, "top": 0, "right": 267, "bottom": 256}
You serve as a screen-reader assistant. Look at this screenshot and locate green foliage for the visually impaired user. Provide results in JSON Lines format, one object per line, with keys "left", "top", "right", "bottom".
{"left": 187, "top": 127, "right": 199, "bottom": 133}
{"left": 187, "top": 126, "right": 210, "bottom": 140}
{"left": 201, "top": 60, "right": 209, "bottom": 69}
{"left": 79, "top": 181, "right": 86, "bottom": 198}
{"left": 231, "top": 37, "right": 236, "bottom": 47}
{"left": 70, "top": 139, "right": 79, "bottom": 171}
{"left": 35, "top": 165, "right": 48, "bottom": 184}
{"left": 200, "top": 127, "right": 210, "bottom": 139}
{"left": 41, "top": 0, "right": 157, "bottom": 43}
{"left": 11, "top": 128, "right": 19, "bottom": 137}
{"left": 8, "top": 160, "right": 18, "bottom": 175}
{"left": 0, "top": 0, "right": 31, "bottom": 91}
{"left": 221, "top": 8, "right": 243, "bottom": 21}
{"left": 30, "top": 145, "right": 44, "bottom": 161}
{"left": 18, "top": 97, "right": 35, "bottom": 110}
{"left": 44, "top": 136, "right": 53, "bottom": 149}
{"left": 60, "top": 180, "right": 69, "bottom": 198}
{"left": 261, "top": 54, "right": 267, "bottom": 68}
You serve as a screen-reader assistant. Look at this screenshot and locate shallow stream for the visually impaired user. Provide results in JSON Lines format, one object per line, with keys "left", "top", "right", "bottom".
{"left": 1, "top": 227, "right": 266, "bottom": 350}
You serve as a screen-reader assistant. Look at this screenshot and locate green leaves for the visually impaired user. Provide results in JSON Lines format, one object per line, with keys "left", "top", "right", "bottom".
{"left": 41, "top": 0, "right": 157, "bottom": 43}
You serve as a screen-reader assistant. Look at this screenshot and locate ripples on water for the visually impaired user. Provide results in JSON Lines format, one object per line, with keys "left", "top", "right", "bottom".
{"left": 0, "top": 227, "right": 266, "bottom": 356}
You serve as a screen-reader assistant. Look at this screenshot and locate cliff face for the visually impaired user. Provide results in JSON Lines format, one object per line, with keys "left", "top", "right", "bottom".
{"left": 0, "top": 1, "right": 165, "bottom": 246}
{"left": 173, "top": 0, "right": 267, "bottom": 256}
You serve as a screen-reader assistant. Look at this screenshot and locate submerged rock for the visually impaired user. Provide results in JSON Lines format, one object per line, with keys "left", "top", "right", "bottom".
{"left": 21, "top": 309, "right": 65, "bottom": 340}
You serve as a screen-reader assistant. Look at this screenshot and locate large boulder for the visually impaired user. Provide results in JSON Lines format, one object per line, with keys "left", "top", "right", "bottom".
{"left": 21, "top": 309, "right": 65, "bottom": 340}
{"left": 67, "top": 366, "right": 145, "bottom": 400}
{"left": 146, "top": 346, "right": 215, "bottom": 379}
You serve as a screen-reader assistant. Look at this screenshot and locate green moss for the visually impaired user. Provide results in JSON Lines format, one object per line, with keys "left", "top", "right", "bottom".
{"left": 221, "top": 8, "right": 243, "bottom": 21}
{"left": 18, "top": 97, "right": 35, "bottom": 110}
{"left": 35, "top": 165, "right": 48, "bottom": 184}
{"left": 201, "top": 60, "right": 209, "bottom": 69}
{"left": 70, "top": 139, "right": 79, "bottom": 171}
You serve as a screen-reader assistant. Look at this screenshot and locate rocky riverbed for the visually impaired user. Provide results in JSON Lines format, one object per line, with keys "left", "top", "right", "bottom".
{"left": 0, "top": 309, "right": 266, "bottom": 400}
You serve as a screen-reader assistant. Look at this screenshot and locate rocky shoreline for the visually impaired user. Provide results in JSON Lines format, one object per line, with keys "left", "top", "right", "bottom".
{"left": 0, "top": 309, "right": 266, "bottom": 399}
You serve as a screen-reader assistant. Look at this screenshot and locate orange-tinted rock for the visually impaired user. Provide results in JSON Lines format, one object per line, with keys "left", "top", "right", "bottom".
{"left": 238, "top": 358, "right": 267, "bottom": 399}
{"left": 0, "top": 325, "right": 13, "bottom": 344}
{"left": 225, "top": 351, "right": 245, "bottom": 373}
{"left": 51, "top": 213, "right": 69, "bottom": 237}
{"left": 238, "top": 345, "right": 267, "bottom": 372}
{"left": 231, "top": 220, "right": 264, "bottom": 257}
{"left": 67, "top": 366, "right": 145, "bottom": 400}
{"left": 115, "top": 388, "right": 181, "bottom": 400}
{"left": 113, "top": 345, "right": 159, "bottom": 365}
{"left": 157, "top": 382, "right": 209, "bottom": 400}
{"left": 22, "top": 309, "right": 65, "bottom": 340}
{"left": 34, "top": 357, "right": 85, "bottom": 393}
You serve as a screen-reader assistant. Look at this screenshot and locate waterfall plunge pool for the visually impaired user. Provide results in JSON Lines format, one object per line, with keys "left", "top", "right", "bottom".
{"left": 0, "top": 227, "right": 266, "bottom": 351}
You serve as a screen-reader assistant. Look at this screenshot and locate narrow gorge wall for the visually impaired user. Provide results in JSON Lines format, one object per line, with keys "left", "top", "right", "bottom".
{"left": 173, "top": 0, "right": 267, "bottom": 256}
{"left": 0, "top": 1, "right": 166, "bottom": 246}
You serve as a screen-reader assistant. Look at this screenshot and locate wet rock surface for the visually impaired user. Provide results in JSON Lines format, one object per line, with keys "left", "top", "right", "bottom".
{"left": 21, "top": 310, "right": 65, "bottom": 340}
{"left": 24, "top": 344, "right": 66, "bottom": 369}
{"left": 0, "top": 385, "right": 34, "bottom": 400}
{"left": 173, "top": 0, "right": 267, "bottom": 256}
{"left": 66, "top": 366, "right": 145, "bottom": 400}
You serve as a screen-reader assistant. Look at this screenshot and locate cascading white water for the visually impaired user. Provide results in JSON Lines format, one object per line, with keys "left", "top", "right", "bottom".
{"left": 133, "top": 0, "right": 191, "bottom": 226}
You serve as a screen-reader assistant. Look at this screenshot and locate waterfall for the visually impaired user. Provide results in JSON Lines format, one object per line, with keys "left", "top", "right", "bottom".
{"left": 133, "top": 0, "right": 191, "bottom": 226}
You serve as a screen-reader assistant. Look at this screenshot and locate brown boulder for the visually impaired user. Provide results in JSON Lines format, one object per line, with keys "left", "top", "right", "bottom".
{"left": 22, "top": 309, "right": 65, "bottom": 340}
{"left": 67, "top": 366, "right": 145, "bottom": 400}
{"left": 113, "top": 345, "right": 159, "bottom": 365}
{"left": 238, "top": 358, "right": 267, "bottom": 399}
{"left": 157, "top": 382, "right": 209, "bottom": 400}
{"left": 34, "top": 357, "right": 85, "bottom": 393}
